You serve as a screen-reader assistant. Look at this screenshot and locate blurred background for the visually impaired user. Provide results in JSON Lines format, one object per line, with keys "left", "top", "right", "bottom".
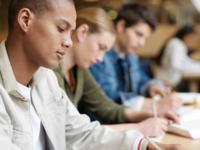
{"left": 1, "top": 0, "right": 200, "bottom": 58}
{"left": 1, "top": 0, "right": 200, "bottom": 92}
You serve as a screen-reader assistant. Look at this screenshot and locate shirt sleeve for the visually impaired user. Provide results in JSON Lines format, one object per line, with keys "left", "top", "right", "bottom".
{"left": 139, "top": 79, "right": 166, "bottom": 97}
{"left": 81, "top": 69, "right": 128, "bottom": 124}
{"left": 63, "top": 89, "right": 149, "bottom": 150}
{"left": 122, "top": 96, "right": 144, "bottom": 111}
{"left": 135, "top": 59, "right": 166, "bottom": 97}
{"left": 171, "top": 40, "right": 200, "bottom": 74}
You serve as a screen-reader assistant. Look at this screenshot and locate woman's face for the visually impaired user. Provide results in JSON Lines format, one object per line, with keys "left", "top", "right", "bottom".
{"left": 74, "top": 31, "right": 116, "bottom": 69}
{"left": 183, "top": 33, "right": 196, "bottom": 50}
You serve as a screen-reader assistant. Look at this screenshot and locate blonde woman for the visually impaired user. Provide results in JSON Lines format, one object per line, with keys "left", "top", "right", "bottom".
{"left": 53, "top": 7, "right": 180, "bottom": 137}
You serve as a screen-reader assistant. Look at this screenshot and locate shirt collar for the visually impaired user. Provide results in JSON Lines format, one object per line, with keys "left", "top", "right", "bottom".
{"left": 0, "top": 40, "right": 46, "bottom": 97}
{"left": 106, "top": 47, "right": 128, "bottom": 64}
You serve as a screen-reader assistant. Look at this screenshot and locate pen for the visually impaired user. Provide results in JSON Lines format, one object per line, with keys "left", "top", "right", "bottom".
{"left": 144, "top": 135, "right": 162, "bottom": 150}
{"left": 152, "top": 95, "right": 159, "bottom": 118}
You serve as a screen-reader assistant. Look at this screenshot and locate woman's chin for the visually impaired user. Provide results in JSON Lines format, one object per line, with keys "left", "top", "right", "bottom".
{"left": 78, "top": 64, "right": 89, "bottom": 69}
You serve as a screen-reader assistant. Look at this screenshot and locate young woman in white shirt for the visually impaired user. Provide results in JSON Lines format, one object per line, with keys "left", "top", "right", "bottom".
{"left": 155, "top": 26, "right": 200, "bottom": 87}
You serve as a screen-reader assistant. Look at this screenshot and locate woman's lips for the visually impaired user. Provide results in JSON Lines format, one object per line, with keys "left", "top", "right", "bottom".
{"left": 132, "top": 47, "right": 138, "bottom": 51}
{"left": 90, "top": 62, "right": 96, "bottom": 66}
{"left": 56, "top": 52, "right": 65, "bottom": 60}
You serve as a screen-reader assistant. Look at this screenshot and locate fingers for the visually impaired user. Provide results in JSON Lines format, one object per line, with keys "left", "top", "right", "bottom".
{"left": 156, "top": 86, "right": 172, "bottom": 97}
{"left": 171, "top": 95, "right": 183, "bottom": 110}
{"left": 159, "top": 94, "right": 183, "bottom": 110}
{"left": 161, "top": 88, "right": 172, "bottom": 97}
{"left": 166, "top": 111, "right": 181, "bottom": 124}
{"left": 158, "top": 89, "right": 167, "bottom": 97}
{"left": 153, "top": 143, "right": 187, "bottom": 150}
{"left": 158, "top": 118, "right": 168, "bottom": 125}
{"left": 141, "top": 118, "right": 167, "bottom": 137}
{"left": 159, "top": 122, "right": 168, "bottom": 132}
{"left": 165, "top": 88, "right": 172, "bottom": 96}
{"left": 166, "top": 144, "right": 187, "bottom": 150}
{"left": 149, "top": 91, "right": 156, "bottom": 98}
{"left": 158, "top": 110, "right": 181, "bottom": 124}
{"left": 154, "top": 118, "right": 168, "bottom": 135}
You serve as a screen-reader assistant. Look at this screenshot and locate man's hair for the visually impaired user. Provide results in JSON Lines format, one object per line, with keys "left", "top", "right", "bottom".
{"left": 8, "top": 0, "right": 74, "bottom": 31}
{"left": 114, "top": 3, "right": 157, "bottom": 31}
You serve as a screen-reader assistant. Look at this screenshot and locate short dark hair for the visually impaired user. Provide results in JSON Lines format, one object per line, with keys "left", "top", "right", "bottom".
{"left": 8, "top": 0, "right": 74, "bottom": 31}
{"left": 114, "top": 3, "right": 157, "bottom": 31}
{"left": 175, "top": 26, "right": 195, "bottom": 40}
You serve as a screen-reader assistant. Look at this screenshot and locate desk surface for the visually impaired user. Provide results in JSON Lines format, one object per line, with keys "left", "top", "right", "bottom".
{"left": 190, "top": 52, "right": 200, "bottom": 61}
{"left": 182, "top": 73, "right": 200, "bottom": 80}
{"left": 161, "top": 103, "right": 200, "bottom": 149}
{"left": 161, "top": 133, "right": 200, "bottom": 150}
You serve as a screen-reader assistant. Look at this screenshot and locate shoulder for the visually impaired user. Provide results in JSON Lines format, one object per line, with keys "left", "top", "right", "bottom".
{"left": 36, "top": 67, "right": 62, "bottom": 92}
{"left": 79, "top": 67, "right": 91, "bottom": 79}
{"left": 79, "top": 67, "right": 95, "bottom": 84}
{"left": 36, "top": 68, "right": 67, "bottom": 101}
{"left": 167, "top": 38, "right": 185, "bottom": 49}
{"left": 44, "top": 69, "right": 61, "bottom": 87}
{"left": 79, "top": 67, "right": 90, "bottom": 75}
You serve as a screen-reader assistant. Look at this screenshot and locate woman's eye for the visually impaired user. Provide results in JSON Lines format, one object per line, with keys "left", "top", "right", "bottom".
{"left": 57, "top": 27, "right": 65, "bottom": 32}
{"left": 99, "top": 46, "right": 104, "bottom": 50}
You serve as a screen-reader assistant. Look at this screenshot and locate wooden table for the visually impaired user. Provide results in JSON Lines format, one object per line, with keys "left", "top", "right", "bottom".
{"left": 190, "top": 52, "right": 200, "bottom": 61}
{"left": 161, "top": 133, "right": 200, "bottom": 150}
{"left": 182, "top": 73, "right": 200, "bottom": 92}
{"left": 161, "top": 103, "right": 200, "bottom": 149}
{"left": 180, "top": 52, "right": 200, "bottom": 92}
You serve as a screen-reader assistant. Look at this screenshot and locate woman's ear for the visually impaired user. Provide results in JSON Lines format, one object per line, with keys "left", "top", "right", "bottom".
{"left": 76, "top": 24, "right": 89, "bottom": 42}
{"left": 18, "top": 8, "right": 33, "bottom": 32}
{"left": 116, "top": 19, "right": 126, "bottom": 34}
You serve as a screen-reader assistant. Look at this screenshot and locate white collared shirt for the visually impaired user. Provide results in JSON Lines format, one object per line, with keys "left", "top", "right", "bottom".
{"left": 17, "top": 82, "right": 45, "bottom": 150}
{"left": 156, "top": 38, "right": 200, "bottom": 85}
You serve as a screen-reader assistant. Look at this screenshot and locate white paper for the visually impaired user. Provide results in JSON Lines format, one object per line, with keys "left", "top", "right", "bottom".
{"left": 150, "top": 133, "right": 165, "bottom": 142}
{"left": 177, "top": 93, "right": 200, "bottom": 104}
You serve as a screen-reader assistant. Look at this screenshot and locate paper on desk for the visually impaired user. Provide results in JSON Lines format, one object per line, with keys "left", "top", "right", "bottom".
{"left": 177, "top": 93, "right": 200, "bottom": 104}
{"left": 168, "top": 107, "right": 200, "bottom": 139}
{"left": 150, "top": 132, "right": 165, "bottom": 142}
{"left": 153, "top": 93, "right": 200, "bottom": 105}
{"left": 177, "top": 106, "right": 194, "bottom": 114}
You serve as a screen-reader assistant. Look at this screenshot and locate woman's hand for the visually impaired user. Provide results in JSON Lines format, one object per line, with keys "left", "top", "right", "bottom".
{"left": 157, "top": 110, "right": 181, "bottom": 124}
{"left": 156, "top": 93, "right": 183, "bottom": 110}
{"left": 147, "top": 142, "right": 187, "bottom": 150}
{"left": 135, "top": 118, "right": 168, "bottom": 137}
{"left": 149, "top": 85, "right": 172, "bottom": 97}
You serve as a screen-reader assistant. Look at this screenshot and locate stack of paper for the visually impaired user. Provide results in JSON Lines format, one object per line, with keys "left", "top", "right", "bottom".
{"left": 168, "top": 108, "right": 200, "bottom": 139}
{"left": 177, "top": 93, "right": 200, "bottom": 105}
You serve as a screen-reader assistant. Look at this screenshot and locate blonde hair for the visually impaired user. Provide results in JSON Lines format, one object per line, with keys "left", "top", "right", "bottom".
{"left": 76, "top": 7, "right": 115, "bottom": 34}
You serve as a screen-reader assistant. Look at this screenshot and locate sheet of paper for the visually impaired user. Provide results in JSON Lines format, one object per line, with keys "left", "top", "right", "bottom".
{"left": 177, "top": 93, "right": 200, "bottom": 104}
{"left": 168, "top": 106, "right": 200, "bottom": 139}
{"left": 179, "top": 119, "right": 200, "bottom": 130}
{"left": 150, "top": 133, "right": 165, "bottom": 142}
{"left": 179, "top": 109, "right": 200, "bottom": 123}
{"left": 177, "top": 106, "right": 194, "bottom": 114}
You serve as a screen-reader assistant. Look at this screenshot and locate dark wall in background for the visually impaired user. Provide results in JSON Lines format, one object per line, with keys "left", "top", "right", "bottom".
{"left": 0, "top": 0, "right": 10, "bottom": 31}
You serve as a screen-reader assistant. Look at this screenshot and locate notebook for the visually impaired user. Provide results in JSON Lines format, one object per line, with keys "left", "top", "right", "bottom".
{"left": 153, "top": 93, "right": 200, "bottom": 105}
{"left": 177, "top": 93, "right": 200, "bottom": 105}
{"left": 150, "top": 133, "right": 165, "bottom": 142}
{"left": 168, "top": 108, "right": 200, "bottom": 139}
